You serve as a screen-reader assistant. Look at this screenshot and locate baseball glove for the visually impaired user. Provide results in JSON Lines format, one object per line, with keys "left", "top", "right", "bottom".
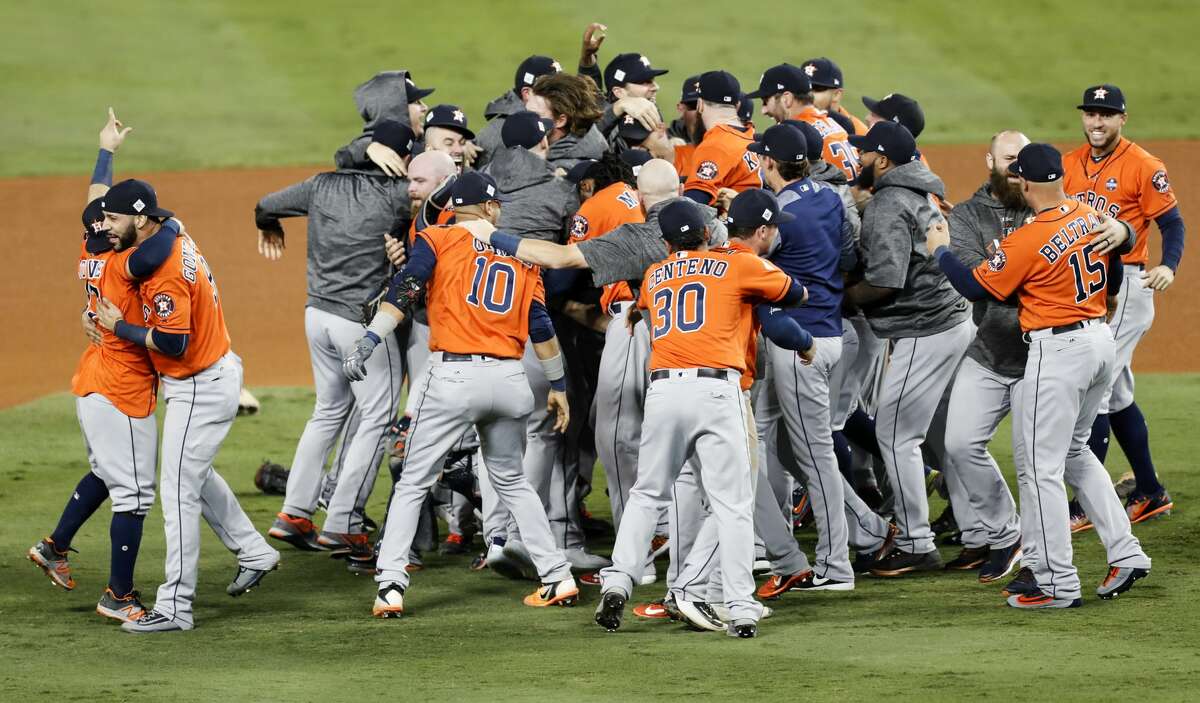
{"left": 255, "top": 461, "right": 290, "bottom": 495}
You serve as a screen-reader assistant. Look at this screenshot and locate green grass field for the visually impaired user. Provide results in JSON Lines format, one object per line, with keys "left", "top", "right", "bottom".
{"left": 2, "top": 0, "right": 1198, "bottom": 177}
{"left": 2, "top": 376, "right": 1198, "bottom": 701}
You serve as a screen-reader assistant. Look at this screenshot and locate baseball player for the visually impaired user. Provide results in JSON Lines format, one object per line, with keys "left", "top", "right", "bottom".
{"left": 749, "top": 64, "right": 859, "bottom": 180}
{"left": 255, "top": 120, "right": 415, "bottom": 561}
{"left": 90, "top": 179, "right": 280, "bottom": 633}
{"left": 476, "top": 55, "right": 565, "bottom": 169}
{"left": 668, "top": 75, "right": 704, "bottom": 178}
{"left": 422, "top": 104, "right": 476, "bottom": 171}
{"left": 682, "top": 71, "right": 761, "bottom": 207}
{"left": 862, "top": 94, "right": 926, "bottom": 144}
{"left": 335, "top": 70, "right": 434, "bottom": 175}
{"left": 27, "top": 111, "right": 184, "bottom": 623}
{"left": 345, "top": 172, "right": 578, "bottom": 617}
{"left": 801, "top": 58, "right": 867, "bottom": 135}
{"left": 524, "top": 73, "right": 608, "bottom": 170}
{"left": 928, "top": 142, "right": 1152, "bottom": 608}
{"left": 597, "top": 52, "right": 669, "bottom": 146}
{"left": 1064, "top": 84, "right": 1184, "bottom": 524}
{"left": 844, "top": 121, "right": 971, "bottom": 577}
{"left": 591, "top": 198, "right": 807, "bottom": 638}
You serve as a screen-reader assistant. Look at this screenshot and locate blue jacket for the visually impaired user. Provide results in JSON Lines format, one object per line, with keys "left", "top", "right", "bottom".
{"left": 770, "top": 178, "right": 845, "bottom": 337}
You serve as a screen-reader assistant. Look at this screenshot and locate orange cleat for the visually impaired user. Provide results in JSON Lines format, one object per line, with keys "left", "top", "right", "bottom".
{"left": 523, "top": 578, "right": 579, "bottom": 607}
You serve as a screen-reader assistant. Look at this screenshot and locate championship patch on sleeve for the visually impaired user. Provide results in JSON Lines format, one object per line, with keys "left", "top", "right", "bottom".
{"left": 1151, "top": 170, "right": 1171, "bottom": 194}
{"left": 152, "top": 292, "right": 176, "bottom": 319}
{"left": 696, "top": 160, "right": 719, "bottom": 181}
{"left": 987, "top": 248, "right": 1007, "bottom": 272}
{"left": 569, "top": 214, "right": 589, "bottom": 239}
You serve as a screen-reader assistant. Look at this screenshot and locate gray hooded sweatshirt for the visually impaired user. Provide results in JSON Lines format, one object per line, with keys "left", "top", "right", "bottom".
{"left": 333, "top": 71, "right": 413, "bottom": 170}
{"left": 576, "top": 197, "right": 729, "bottom": 288}
{"left": 255, "top": 167, "right": 410, "bottom": 324}
{"left": 949, "top": 181, "right": 1033, "bottom": 378}
{"left": 474, "top": 91, "right": 525, "bottom": 170}
{"left": 482, "top": 146, "right": 580, "bottom": 242}
{"left": 859, "top": 160, "right": 967, "bottom": 339}
{"left": 546, "top": 125, "right": 608, "bottom": 170}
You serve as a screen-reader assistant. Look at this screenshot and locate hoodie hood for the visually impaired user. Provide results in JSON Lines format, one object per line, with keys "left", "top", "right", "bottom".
{"left": 484, "top": 90, "right": 524, "bottom": 120}
{"left": 353, "top": 71, "right": 412, "bottom": 129}
{"left": 547, "top": 125, "right": 608, "bottom": 169}
{"left": 487, "top": 146, "right": 556, "bottom": 193}
{"left": 874, "top": 159, "right": 945, "bottom": 199}
{"left": 810, "top": 160, "right": 848, "bottom": 186}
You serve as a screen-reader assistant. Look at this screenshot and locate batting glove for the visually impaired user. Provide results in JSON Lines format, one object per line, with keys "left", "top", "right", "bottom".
{"left": 343, "top": 335, "right": 380, "bottom": 381}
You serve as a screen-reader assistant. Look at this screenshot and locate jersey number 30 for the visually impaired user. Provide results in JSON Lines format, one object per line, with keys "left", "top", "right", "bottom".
{"left": 650, "top": 282, "right": 706, "bottom": 339}
{"left": 1067, "top": 243, "right": 1107, "bottom": 304}
{"left": 466, "top": 257, "right": 516, "bottom": 313}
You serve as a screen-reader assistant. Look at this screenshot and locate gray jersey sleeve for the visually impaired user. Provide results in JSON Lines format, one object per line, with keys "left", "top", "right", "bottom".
{"left": 255, "top": 177, "right": 316, "bottom": 230}
{"left": 861, "top": 201, "right": 912, "bottom": 289}
{"left": 577, "top": 225, "right": 666, "bottom": 287}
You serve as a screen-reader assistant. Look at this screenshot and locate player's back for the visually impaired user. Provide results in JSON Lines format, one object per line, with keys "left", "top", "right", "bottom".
{"left": 640, "top": 248, "right": 790, "bottom": 373}
{"left": 977, "top": 201, "right": 1112, "bottom": 332}
{"left": 1062, "top": 137, "right": 1176, "bottom": 265}
{"left": 139, "top": 234, "right": 231, "bottom": 378}
{"left": 684, "top": 124, "right": 761, "bottom": 199}
{"left": 72, "top": 239, "right": 158, "bottom": 417}
{"left": 419, "top": 224, "right": 544, "bottom": 359}
{"left": 793, "top": 106, "right": 859, "bottom": 180}
{"left": 569, "top": 182, "right": 643, "bottom": 242}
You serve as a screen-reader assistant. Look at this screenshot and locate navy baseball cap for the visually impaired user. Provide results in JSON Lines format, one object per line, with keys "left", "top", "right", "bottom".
{"left": 451, "top": 171, "right": 506, "bottom": 206}
{"left": 370, "top": 119, "right": 417, "bottom": 157}
{"left": 82, "top": 197, "right": 105, "bottom": 235}
{"left": 404, "top": 74, "right": 434, "bottom": 102}
{"left": 679, "top": 75, "right": 702, "bottom": 106}
{"left": 423, "top": 104, "right": 475, "bottom": 139}
{"left": 748, "top": 123, "right": 808, "bottom": 162}
{"left": 658, "top": 199, "right": 706, "bottom": 247}
{"left": 697, "top": 71, "right": 741, "bottom": 104}
{"left": 737, "top": 93, "right": 754, "bottom": 123}
{"left": 101, "top": 179, "right": 174, "bottom": 218}
{"left": 862, "top": 93, "right": 925, "bottom": 138}
{"left": 564, "top": 159, "right": 599, "bottom": 184}
{"left": 785, "top": 120, "right": 824, "bottom": 161}
{"left": 745, "top": 64, "right": 811, "bottom": 99}
{"left": 849, "top": 121, "right": 918, "bottom": 164}
{"left": 619, "top": 149, "right": 653, "bottom": 175}
{"left": 1077, "top": 84, "right": 1126, "bottom": 113}
{"left": 617, "top": 113, "right": 652, "bottom": 144}
{"left": 1007, "top": 143, "right": 1063, "bottom": 182}
{"left": 801, "top": 57, "right": 843, "bottom": 89}
{"left": 514, "top": 55, "right": 562, "bottom": 93}
{"left": 727, "top": 188, "right": 795, "bottom": 229}
{"left": 605, "top": 53, "right": 669, "bottom": 92}
{"left": 501, "top": 110, "right": 554, "bottom": 149}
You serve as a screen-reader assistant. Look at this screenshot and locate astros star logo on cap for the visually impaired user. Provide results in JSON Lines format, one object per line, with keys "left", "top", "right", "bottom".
{"left": 452, "top": 109, "right": 465, "bottom": 122}
{"left": 551, "top": 60, "right": 562, "bottom": 72}
{"left": 1093, "top": 88, "right": 1108, "bottom": 99}
{"left": 803, "top": 64, "right": 816, "bottom": 76}
{"left": 639, "top": 55, "right": 651, "bottom": 67}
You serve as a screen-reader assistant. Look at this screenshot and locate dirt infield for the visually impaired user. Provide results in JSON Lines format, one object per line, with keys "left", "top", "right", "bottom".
{"left": 1, "top": 141, "right": 1196, "bottom": 409}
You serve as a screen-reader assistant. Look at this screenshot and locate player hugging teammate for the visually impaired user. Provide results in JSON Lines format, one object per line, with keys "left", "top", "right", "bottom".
{"left": 33, "top": 21, "right": 1184, "bottom": 637}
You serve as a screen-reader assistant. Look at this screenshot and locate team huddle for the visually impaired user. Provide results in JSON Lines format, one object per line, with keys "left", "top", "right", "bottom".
{"left": 30, "top": 25, "right": 1184, "bottom": 638}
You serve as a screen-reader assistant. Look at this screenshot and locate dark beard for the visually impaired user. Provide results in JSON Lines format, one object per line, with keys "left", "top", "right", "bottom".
{"left": 856, "top": 162, "right": 876, "bottom": 190}
{"left": 988, "top": 169, "right": 1026, "bottom": 211}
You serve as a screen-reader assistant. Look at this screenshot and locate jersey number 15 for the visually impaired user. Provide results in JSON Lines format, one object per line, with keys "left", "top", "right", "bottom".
{"left": 1067, "top": 243, "right": 1107, "bottom": 304}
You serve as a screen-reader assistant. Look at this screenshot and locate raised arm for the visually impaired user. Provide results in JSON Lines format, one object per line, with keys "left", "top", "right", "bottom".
{"left": 254, "top": 177, "right": 316, "bottom": 261}
{"left": 87, "top": 108, "right": 132, "bottom": 204}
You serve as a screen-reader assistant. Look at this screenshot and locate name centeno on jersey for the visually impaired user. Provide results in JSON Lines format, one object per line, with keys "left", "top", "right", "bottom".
{"left": 646, "top": 256, "right": 729, "bottom": 291}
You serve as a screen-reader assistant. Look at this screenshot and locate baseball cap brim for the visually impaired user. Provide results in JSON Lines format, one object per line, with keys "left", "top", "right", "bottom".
{"left": 1076, "top": 102, "right": 1124, "bottom": 113}
{"left": 408, "top": 87, "right": 435, "bottom": 101}
{"left": 564, "top": 159, "right": 598, "bottom": 184}
{"left": 746, "top": 140, "right": 769, "bottom": 156}
{"left": 847, "top": 134, "right": 875, "bottom": 152}
{"left": 861, "top": 96, "right": 881, "bottom": 115}
{"left": 772, "top": 210, "right": 796, "bottom": 224}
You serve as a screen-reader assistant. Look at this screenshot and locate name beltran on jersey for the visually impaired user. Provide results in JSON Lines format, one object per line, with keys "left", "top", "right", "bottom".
{"left": 1037, "top": 211, "right": 1102, "bottom": 264}
{"left": 646, "top": 255, "right": 729, "bottom": 291}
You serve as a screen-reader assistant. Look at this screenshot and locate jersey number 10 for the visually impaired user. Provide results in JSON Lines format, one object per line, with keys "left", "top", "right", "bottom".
{"left": 465, "top": 256, "right": 516, "bottom": 314}
{"left": 650, "top": 282, "right": 707, "bottom": 339}
{"left": 1066, "top": 243, "right": 1107, "bottom": 304}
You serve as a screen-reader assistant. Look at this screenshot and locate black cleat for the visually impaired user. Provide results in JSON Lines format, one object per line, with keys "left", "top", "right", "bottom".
{"left": 945, "top": 546, "right": 989, "bottom": 570}
{"left": 727, "top": 619, "right": 757, "bottom": 638}
{"left": 979, "top": 543, "right": 1022, "bottom": 583}
{"left": 1001, "top": 566, "right": 1038, "bottom": 597}
{"left": 594, "top": 591, "right": 627, "bottom": 632}
{"left": 870, "top": 548, "right": 943, "bottom": 577}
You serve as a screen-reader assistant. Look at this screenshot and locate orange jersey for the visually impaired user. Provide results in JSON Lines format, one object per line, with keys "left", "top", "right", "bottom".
{"left": 418, "top": 224, "right": 544, "bottom": 359}
{"left": 638, "top": 248, "right": 792, "bottom": 374}
{"left": 71, "top": 241, "right": 158, "bottom": 417}
{"left": 713, "top": 240, "right": 763, "bottom": 391}
{"left": 1062, "top": 137, "right": 1177, "bottom": 265}
{"left": 792, "top": 105, "right": 859, "bottom": 180}
{"left": 834, "top": 105, "right": 868, "bottom": 136}
{"left": 409, "top": 206, "right": 455, "bottom": 247}
{"left": 972, "top": 201, "right": 1112, "bottom": 332}
{"left": 569, "top": 182, "right": 645, "bottom": 312}
{"left": 683, "top": 123, "right": 762, "bottom": 202}
{"left": 138, "top": 234, "right": 231, "bottom": 378}
{"left": 673, "top": 143, "right": 697, "bottom": 180}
